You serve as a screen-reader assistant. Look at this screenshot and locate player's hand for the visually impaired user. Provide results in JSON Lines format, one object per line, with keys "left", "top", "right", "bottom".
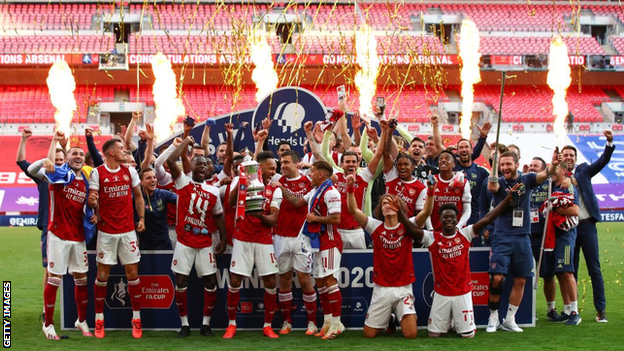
{"left": 88, "top": 192, "right": 99, "bottom": 208}
{"left": 85, "top": 128, "right": 94, "bottom": 138}
{"left": 220, "top": 177, "right": 232, "bottom": 187}
{"left": 561, "top": 177, "right": 571, "bottom": 189}
{"left": 145, "top": 123, "right": 154, "bottom": 141}
{"left": 483, "top": 230, "right": 490, "bottom": 240}
{"left": 132, "top": 110, "right": 143, "bottom": 121}
{"left": 386, "top": 195, "right": 402, "bottom": 214}
{"left": 297, "top": 162, "right": 312, "bottom": 170}
{"left": 430, "top": 114, "right": 439, "bottom": 127}
{"left": 552, "top": 147, "right": 562, "bottom": 165}
{"left": 313, "top": 122, "right": 324, "bottom": 144}
{"left": 366, "top": 126, "right": 379, "bottom": 143}
{"left": 118, "top": 125, "right": 127, "bottom": 138}
{"left": 338, "top": 99, "right": 347, "bottom": 112}
{"left": 136, "top": 218, "right": 145, "bottom": 232}
{"left": 225, "top": 123, "right": 234, "bottom": 135}
{"left": 43, "top": 159, "right": 55, "bottom": 173}
{"left": 379, "top": 119, "right": 389, "bottom": 131}
{"left": 21, "top": 128, "right": 32, "bottom": 139}
{"left": 172, "top": 137, "right": 183, "bottom": 147}
{"left": 262, "top": 117, "right": 273, "bottom": 130}
{"left": 477, "top": 122, "right": 492, "bottom": 138}
{"left": 304, "top": 121, "right": 314, "bottom": 134}
{"left": 346, "top": 174, "right": 355, "bottom": 187}
{"left": 89, "top": 214, "right": 98, "bottom": 225}
{"left": 506, "top": 183, "right": 522, "bottom": 200}
{"left": 306, "top": 212, "right": 318, "bottom": 223}
{"left": 351, "top": 112, "right": 363, "bottom": 130}
{"left": 256, "top": 130, "right": 268, "bottom": 142}
{"left": 138, "top": 128, "right": 147, "bottom": 141}
{"left": 426, "top": 175, "right": 437, "bottom": 191}
{"left": 183, "top": 121, "right": 193, "bottom": 134}
{"left": 185, "top": 136, "right": 195, "bottom": 145}
{"left": 522, "top": 164, "right": 529, "bottom": 174}
{"left": 604, "top": 130, "right": 613, "bottom": 143}
{"left": 54, "top": 131, "right": 68, "bottom": 148}
{"left": 215, "top": 240, "right": 227, "bottom": 255}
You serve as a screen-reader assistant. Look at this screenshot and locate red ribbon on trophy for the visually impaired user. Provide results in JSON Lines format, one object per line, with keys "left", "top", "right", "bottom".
{"left": 236, "top": 167, "right": 248, "bottom": 223}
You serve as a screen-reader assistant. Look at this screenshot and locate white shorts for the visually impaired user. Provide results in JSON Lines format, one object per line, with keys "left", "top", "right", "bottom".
{"left": 274, "top": 234, "right": 312, "bottom": 274}
{"left": 168, "top": 226, "right": 177, "bottom": 249}
{"left": 312, "top": 247, "right": 341, "bottom": 279}
{"left": 46, "top": 231, "right": 88, "bottom": 276}
{"left": 365, "top": 284, "right": 416, "bottom": 329}
{"left": 230, "top": 239, "right": 278, "bottom": 277}
{"left": 428, "top": 292, "right": 475, "bottom": 334}
{"left": 96, "top": 230, "right": 141, "bottom": 266}
{"left": 171, "top": 241, "right": 217, "bottom": 277}
{"left": 339, "top": 228, "right": 366, "bottom": 249}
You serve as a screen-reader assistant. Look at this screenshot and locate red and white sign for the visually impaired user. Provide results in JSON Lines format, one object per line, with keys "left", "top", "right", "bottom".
{"left": 471, "top": 272, "right": 489, "bottom": 306}
{"left": 140, "top": 275, "right": 175, "bottom": 309}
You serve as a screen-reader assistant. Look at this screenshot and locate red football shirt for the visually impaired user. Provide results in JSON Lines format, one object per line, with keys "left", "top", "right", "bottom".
{"left": 364, "top": 217, "right": 415, "bottom": 287}
{"left": 230, "top": 177, "right": 283, "bottom": 245}
{"left": 48, "top": 176, "right": 88, "bottom": 242}
{"left": 275, "top": 174, "right": 312, "bottom": 238}
{"left": 221, "top": 184, "right": 235, "bottom": 246}
{"left": 302, "top": 186, "right": 342, "bottom": 251}
{"left": 422, "top": 226, "right": 475, "bottom": 296}
{"left": 334, "top": 168, "right": 373, "bottom": 230}
{"left": 385, "top": 168, "right": 427, "bottom": 218}
{"left": 429, "top": 174, "right": 471, "bottom": 231}
{"left": 175, "top": 175, "right": 223, "bottom": 248}
{"left": 90, "top": 165, "right": 140, "bottom": 234}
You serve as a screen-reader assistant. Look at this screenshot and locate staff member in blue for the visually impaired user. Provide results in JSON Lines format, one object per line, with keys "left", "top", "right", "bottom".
{"left": 138, "top": 168, "right": 177, "bottom": 250}
{"left": 486, "top": 148, "right": 562, "bottom": 333}
{"left": 561, "top": 130, "right": 614, "bottom": 323}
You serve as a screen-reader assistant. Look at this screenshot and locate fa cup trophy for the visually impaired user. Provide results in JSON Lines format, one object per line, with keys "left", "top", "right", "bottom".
{"left": 239, "top": 157, "right": 265, "bottom": 212}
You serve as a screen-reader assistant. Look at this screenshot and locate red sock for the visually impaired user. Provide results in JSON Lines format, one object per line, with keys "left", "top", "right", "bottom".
{"left": 128, "top": 279, "right": 142, "bottom": 314}
{"left": 203, "top": 288, "right": 217, "bottom": 317}
{"left": 44, "top": 277, "right": 61, "bottom": 327}
{"left": 94, "top": 280, "right": 107, "bottom": 315}
{"left": 264, "top": 288, "right": 277, "bottom": 324}
{"left": 227, "top": 286, "right": 240, "bottom": 322}
{"left": 303, "top": 290, "right": 318, "bottom": 323}
{"left": 327, "top": 284, "right": 342, "bottom": 318}
{"left": 318, "top": 286, "right": 331, "bottom": 316}
{"left": 74, "top": 278, "right": 89, "bottom": 322}
{"left": 278, "top": 290, "right": 293, "bottom": 323}
{"left": 175, "top": 286, "right": 188, "bottom": 317}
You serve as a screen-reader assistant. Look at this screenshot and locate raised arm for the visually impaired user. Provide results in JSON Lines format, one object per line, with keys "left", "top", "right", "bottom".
{"left": 140, "top": 124, "right": 155, "bottom": 171}
{"left": 390, "top": 195, "right": 425, "bottom": 241}
{"left": 431, "top": 115, "right": 445, "bottom": 154}
{"left": 367, "top": 120, "right": 387, "bottom": 174}
{"left": 413, "top": 177, "right": 437, "bottom": 227}
{"left": 222, "top": 123, "right": 234, "bottom": 177}
{"left": 536, "top": 148, "right": 562, "bottom": 184}
{"left": 16, "top": 128, "right": 32, "bottom": 162}
{"left": 200, "top": 121, "right": 212, "bottom": 156}
{"left": 304, "top": 121, "right": 325, "bottom": 162}
{"left": 321, "top": 129, "right": 339, "bottom": 170}
{"left": 47, "top": 131, "right": 66, "bottom": 162}
{"left": 396, "top": 124, "right": 415, "bottom": 144}
{"left": 125, "top": 110, "right": 141, "bottom": 152}
{"left": 346, "top": 175, "right": 368, "bottom": 227}
{"left": 85, "top": 128, "right": 104, "bottom": 167}
{"left": 167, "top": 136, "right": 194, "bottom": 180}
{"left": 350, "top": 112, "right": 363, "bottom": 146}
{"left": 587, "top": 130, "right": 615, "bottom": 177}
{"left": 279, "top": 184, "right": 308, "bottom": 208}
{"left": 471, "top": 122, "right": 491, "bottom": 160}
{"left": 253, "top": 130, "right": 268, "bottom": 160}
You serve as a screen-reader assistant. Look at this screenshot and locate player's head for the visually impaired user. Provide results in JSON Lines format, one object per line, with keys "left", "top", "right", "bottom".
{"left": 456, "top": 138, "right": 473, "bottom": 163}
{"left": 279, "top": 150, "right": 300, "bottom": 178}
{"left": 140, "top": 168, "right": 157, "bottom": 192}
{"left": 66, "top": 146, "right": 85, "bottom": 172}
{"left": 191, "top": 144, "right": 206, "bottom": 158}
{"left": 508, "top": 144, "right": 521, "bottom": 161}
{"left": 257, "top": 151, "right": 277, "bottom": 184}
{"left": 54, "top": 147, "right": 66, "bottom": 166}
{"left": 438, "top": 150, "right": 456, "bottom": 173}
{"left": 561, "top": 145, "right": 577, "bottom": 171}
{"left": 529, "top": 157, "right": 547, "bottom": 173}
{"left": 394, "top": 136, "right": 408, "bottom": 153}
{"left": 425, "top": 136, "right": 437, "bottom": 157}
{"left": 216, "top": 142, "right": 228, "bottom": 164}
{"left": 395, "top": 153, "right": 416, "bottom": 180}
{"left": 374, "top": 194, "right": 406, "bottom": 220}
{"left": 190, "top": 155, "right": 209, "bottom": 182}
{"left": 438, "top": 204, "right": 459, "bottom": 233}
{"left": 124, "top": 150, "right": 137, "bottom": 168}
{"left": 232, "top": 154, "right": 245, "bottom": 177}
{"left": 347, "top": 144, "right": 362, "bottom": 163}
{"left": 499, "top": 151, "right": 519, "bottom": 180}
{"left": 408, "top": 137, "right": 425, "bottom": 161}
{"left": 310, "top": 160, "right": 333, "bottom": 187}
{"left": 277, "top": 141, "right": 292, "bottom": 156}
{"left": 341, "top": 151, "right": 359, "bottom": 175}
{"left": 102, "top": 138, "right": 126, "bottom": 163}
{"left": 554, "top": 162, "right": 570, "bottom": 182}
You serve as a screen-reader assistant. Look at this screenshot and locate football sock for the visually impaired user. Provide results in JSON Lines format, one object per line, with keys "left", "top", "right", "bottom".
{"left": 203, "top": 287, "right": 217, "bottom": 324}
{"left": 570, "top": 301, "right": 578, "bottom": 314}
{"left": 74, "top": 277, "right": 89, "bottom": 322}
{"left": 278, "top": 290, "right": 293, "bottom": 323}
{"left": 327, "top": 284, "right": 342, "bottom": 319}
{"left": 44, "top": 277, "right": 61, "bottom": 327}
{"left": 94, "top": 279, "right": 107, "bottom": 317}
{"left": 264, "top": 288, "right": 277, "bottom": 324}
{"left": 318, "top": 286, "right": 331, "bottom": 322}
{"left": 227, "top": 286, "right": 240, "bottom": 323}
{"left": 303, "top": 290, "right": 318, "bottom": 323}
{"left": 175, "top": 286, "right": 188, "bottom": 319}
{"left": 547, "top": 301, "right": 556, "bottom": 311}
{"left": 564, "top": 304, "right": 571, "bottom": 315}
{"left": 506, "top": 304, "right": 519, "bottom": 321}
{"left": 128, "top": 279, "right": 142, "bottom": 319}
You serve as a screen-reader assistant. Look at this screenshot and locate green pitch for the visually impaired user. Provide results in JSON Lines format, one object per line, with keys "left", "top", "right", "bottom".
{"left": 1, "top": 224, "right": 622, "bottom": 350}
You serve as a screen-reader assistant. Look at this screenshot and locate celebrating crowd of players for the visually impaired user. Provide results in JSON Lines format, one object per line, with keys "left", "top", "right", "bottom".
{"left": 16, "top": 101, "right": 614, "bottom": 341}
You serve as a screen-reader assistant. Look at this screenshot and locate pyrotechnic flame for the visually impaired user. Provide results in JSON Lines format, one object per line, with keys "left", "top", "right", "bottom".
{"left": 46, "top": 60, "right": 77, "bottom": 137}
{"left": 458, "top": 19, "right": 481, "bottom": 140}
{"left": 249, "top": 31, "right": 278, "bottom": 102}
{"left": 354, "top": 24, "right": 380, "bottom": 123}
{"left": 151, "top": 53, "right": 185, "bottom": 142}
{"left": 547, "top": 36, "right": 572, "bottom": 148}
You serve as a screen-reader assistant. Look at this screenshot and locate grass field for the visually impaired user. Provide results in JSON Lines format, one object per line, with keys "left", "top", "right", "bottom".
{"left": 2, "top": 224, "right": 622, "bottom": 350}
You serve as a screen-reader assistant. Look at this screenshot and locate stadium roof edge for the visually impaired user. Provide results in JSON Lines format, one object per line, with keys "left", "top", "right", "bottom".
{"left": 1, "top": 0, "right": 621, "bottom": 5}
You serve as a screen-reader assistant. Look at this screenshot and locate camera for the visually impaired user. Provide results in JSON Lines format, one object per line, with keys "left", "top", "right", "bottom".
{"left": 388, "top": 118, "right": 398, "bottom": 129}
{"left": 415, "top": 164, "right": 440, "bottom": 180}
{"left": 376, "top": 96, "right": 385, "bottom": 116}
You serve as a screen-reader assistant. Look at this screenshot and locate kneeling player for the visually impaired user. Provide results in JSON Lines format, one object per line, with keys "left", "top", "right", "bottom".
{"left": 347, "top": 175, "right": 436, "bottom": 338}
{"left": 167, "top": 137, "right": 227, "bottom": 337}
{"left": 395, "top": 184, "right": 520, "bottom": 338}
